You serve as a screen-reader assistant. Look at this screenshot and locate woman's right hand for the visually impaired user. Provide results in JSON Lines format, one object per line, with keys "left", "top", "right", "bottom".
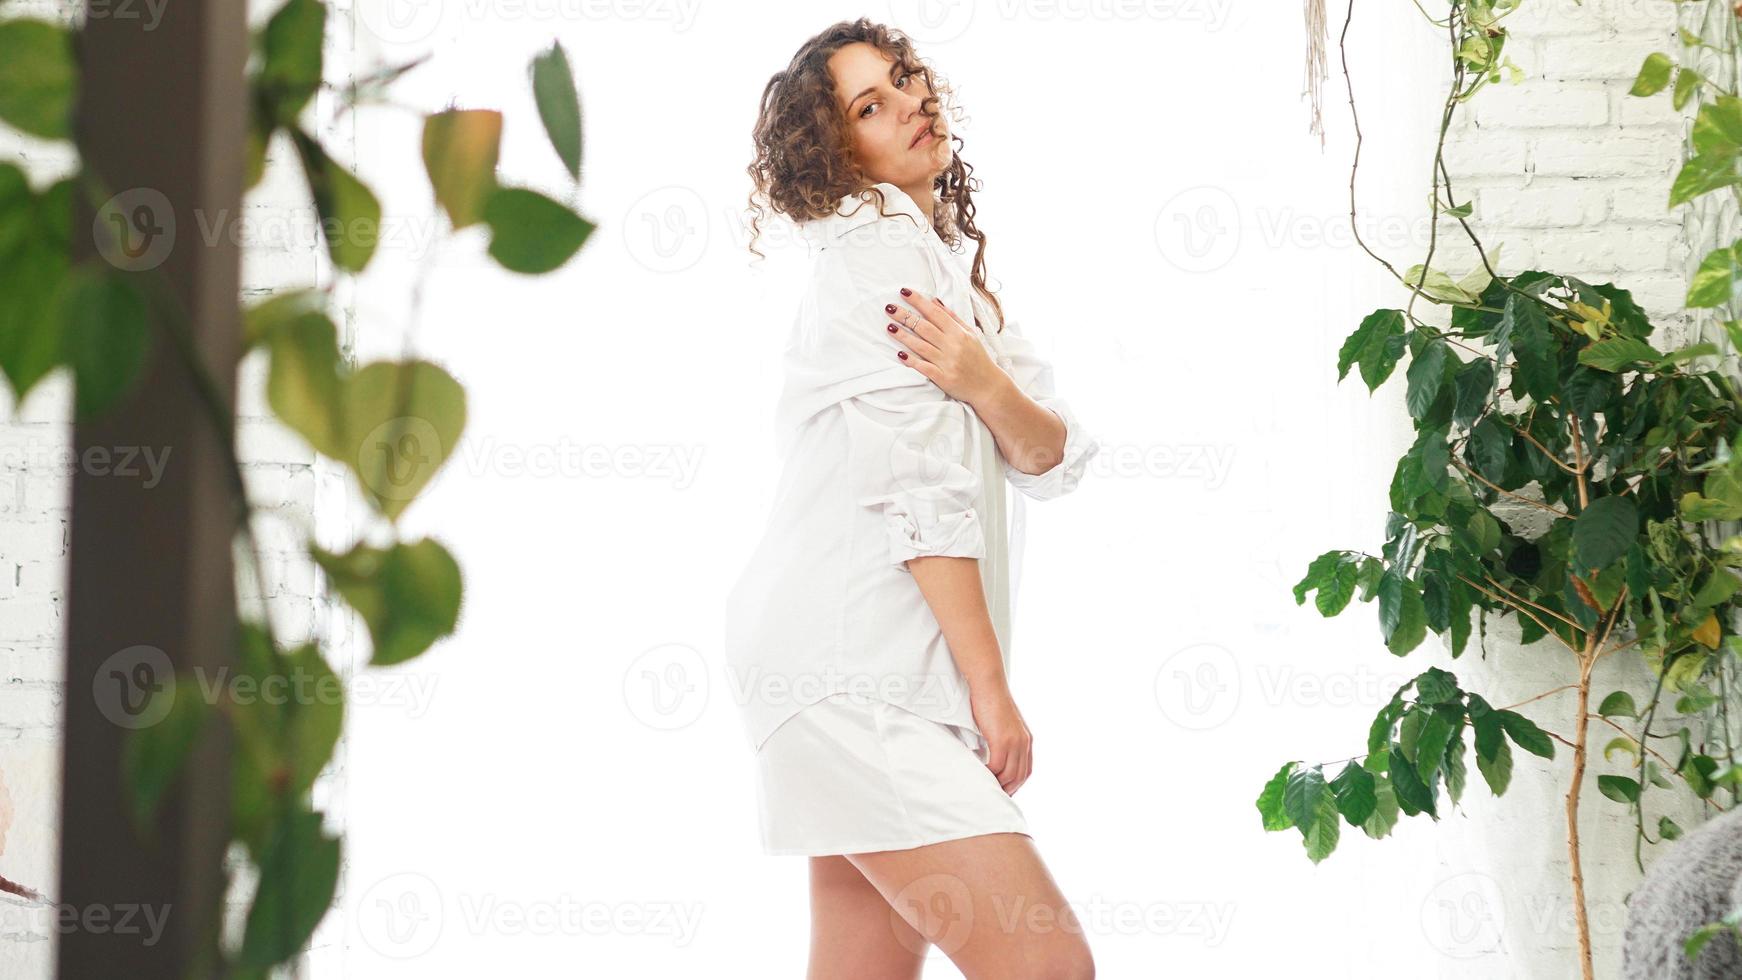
{"left": 970, "top": 682, "right": 1033, "bottom": 795}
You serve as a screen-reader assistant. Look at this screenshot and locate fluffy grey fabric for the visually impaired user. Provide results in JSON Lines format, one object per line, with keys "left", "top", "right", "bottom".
{"left": 1623, "top": 805, "right": 1742, "bottom": 979}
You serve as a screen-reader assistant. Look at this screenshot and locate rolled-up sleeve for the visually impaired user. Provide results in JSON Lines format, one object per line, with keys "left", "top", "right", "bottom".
{"left": 795, "top": 225, "right": 984, "bottom": 572}
{"left": 843, "top": 384, "right": 985, "bottom": 571}
{"left": 997, "top": 318, "right": 1101, "bottom": 501}
{"left": 1003, "top": 395, "right": 1097, "bottom": 501}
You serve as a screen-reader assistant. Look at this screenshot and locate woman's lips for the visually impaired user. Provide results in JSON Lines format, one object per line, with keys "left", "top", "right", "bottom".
{"left": 911, "top": 127, "right": 935, "bottom": 148}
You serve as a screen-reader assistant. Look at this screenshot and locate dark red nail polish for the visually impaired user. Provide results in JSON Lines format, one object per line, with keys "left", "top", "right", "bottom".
{"left": 885, "top": 303, "right": 897, "bottom": 314}
{"left": 887, "top": 323, "right": 898, "bottom": 333}
{"left": 897, "top": 351, "right": 908, "bottom": 360}
{"left": 900, "top": 287, "right": 912, "bottom": 297}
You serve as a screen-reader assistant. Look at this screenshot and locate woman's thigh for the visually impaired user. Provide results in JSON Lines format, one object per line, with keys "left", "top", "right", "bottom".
{"left": 844, "top": 832, "right": 1094, "bottom": 980}
{"left": 808, "top": 854, "right": 928, "bottom": 980}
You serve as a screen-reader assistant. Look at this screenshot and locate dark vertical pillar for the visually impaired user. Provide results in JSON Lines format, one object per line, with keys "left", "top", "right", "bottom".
{"left": 58, "top": 0, "right": 245, "bottom": 976}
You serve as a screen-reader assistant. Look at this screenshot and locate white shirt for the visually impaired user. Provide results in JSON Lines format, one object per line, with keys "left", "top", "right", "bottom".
{"left": 724, "top": 181, "right": 1101, "bottom": 754}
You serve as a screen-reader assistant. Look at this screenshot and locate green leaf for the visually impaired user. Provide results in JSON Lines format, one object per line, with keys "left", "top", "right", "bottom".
{"left": 1405, "top": 340, "right": 1448, "bottom": 419}
{"left": 0, "top": 19, "right": 75, "bottom": 140}
{"left": 1686, "top": 922, "right": 1731, "bottom": 961}
{"left": 291, "top": 128, "right": 383, "bottom": 274}
{"left": 311, "top": 537, "right": 463, "bottom": 666}
{"left": 1303, "top": 784, "right": 1341, "bottom": 863}
{"left": 263, "top": 310, "right": 346, "bottom": 460}
{"left": 1674, "top": 67, "right": 1702, "bottom": 111}
{"left": 422, "top": 109, "right": 503, "bottom": 230}
{"left": 1384, "top": 577, "right": 1428, "bottom": 655}
{"left": 259, "top": 0, "right": 327, "bottom": 126}
{"left": 1256, "top": 761, "right": 1296, "bottom": 831}
{"left": 120, "top": 673, "right": 211, "bottom": 840}
{"left": 341, "top": 360, "right": 468, "bottom": 521}
{"left": 1578, "top": 336, "right": 1663, "bottom": 372}
{"left": 530, "top": 41, "right": 583, "bottom": 181}
{"left": 1597, "top": 690, "right": 1638, "bottom": 719}
{"left": 280, "top": 643, "right": 345, "bottom": 794}
{"left": 1452, "top": 357, "right": 1494, "bottom": 428}
{"left": 1443, "top": 731, "right": 1468, "bottom": 803}
{"left": 1598, "top": 774, "right": 1640, "bottom": 803}
{"left": 237, "top": 806, "right": 341, "bottom": 968}
{"left": 1330, "top": 760, "right": 1377, "bottom": 825}
{"left": 1496, "top": 709, "right": 1555, "bottom": 759}
{"left": 482, "top": 186, "right": 595, "bottom": 274}
{"left": 1413, "top": 706, "right": 1458, "bottom": 785}
{"left": 1693, "top": 96, "right": 1742, "bottom": 155}
{"left": 1282, "top": 765, "right": 1329, "bottom": 833}
{"left": 56, "top": 266, "right": 152, "bottom": 420}
{"left": 0, "top": 233, "right": 70, "bottom": 402}
{"left": 1630, "top": 52, "right": 1673, "bottom": 96}
{"left": 1687, "top": 241, "right": 1742, "bottom": 308}
{"left": 1671, "top": 151, "right": 1740, "bottom": 209}
{"left": 1388, "top": 743, "right": 1438, "bottom": 818}
{"left": 1401, "top": 264, "right": 1478, "bottom": 304}
{"left": 244, "top": 288, "right": 326, "bottom": 351}
{"left": 1603, "top": 735, "right": 1640, "bottom": 766}
{"left": 1336, "top": 308, "right": 1406, "bottom": 390}
{"left": 1476, "top": 732, "right": 1513, "bottom": 794}
{"left": 1294, "top": 552, "right": 1359, "bottom": 616}
{"left": 1468, "top": 418, "right": 1509, "bottom": 482}
{"left": 1506, "top": 294, "right": 1559, "bottom": 402}
{"left": 1573, "top": 495, "right": 1638, "bottom": 574}
{"left": 1361, "top": 772, "right": 1400, "bottom": 839}
{"left": 1414, "top": 667, "right": 1462, "bottom": 705}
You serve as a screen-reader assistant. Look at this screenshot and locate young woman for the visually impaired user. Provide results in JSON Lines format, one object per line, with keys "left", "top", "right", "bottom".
{"left": 728, "top": 18, "right": 1101, "bottom": 979}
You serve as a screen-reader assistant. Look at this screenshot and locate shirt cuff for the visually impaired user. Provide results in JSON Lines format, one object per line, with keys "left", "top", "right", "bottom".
{"left": 885, "top": 506, "right": 986, "bottom": 572}
{"left": 1003, "top": 397, "right": 1099, "bottom": 501}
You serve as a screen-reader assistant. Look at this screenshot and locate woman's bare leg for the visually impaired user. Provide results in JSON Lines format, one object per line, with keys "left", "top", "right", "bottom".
{"left": 845, "top": 832, "right": 1094, "bottom": 980}
{"left": 808, "top": 854, "right": 929, "bottom": 980}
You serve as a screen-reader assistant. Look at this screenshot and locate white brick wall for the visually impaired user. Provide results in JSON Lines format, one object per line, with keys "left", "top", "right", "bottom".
{"left": 1435, "top": 0, "right": 1691, "bottom": 337}
{"left": 0, "top": 1, "right": 362, "bottom": 975}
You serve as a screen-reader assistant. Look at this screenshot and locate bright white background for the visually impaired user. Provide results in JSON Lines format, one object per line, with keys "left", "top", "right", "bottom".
{"left": 330, "top": 1, "right": 1473, "bottom": 975}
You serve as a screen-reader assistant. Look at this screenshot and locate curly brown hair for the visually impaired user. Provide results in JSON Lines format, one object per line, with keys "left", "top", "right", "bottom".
{"left": 744, "top": 17, "right": 1005, "bottom": 333}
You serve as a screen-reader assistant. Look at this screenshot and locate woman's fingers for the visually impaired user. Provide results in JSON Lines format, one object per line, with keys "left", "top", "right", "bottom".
{"left": 899, "top": 287, "right": 971, "bottom": 335}
{"left": 924, "top": 292, "right": 972, "bottom": 332}
{"left": 885, "top": 299, "right": 946, "bottom": 349}
{"left": 883, "top": 315, "right": 944, "bottom": 363}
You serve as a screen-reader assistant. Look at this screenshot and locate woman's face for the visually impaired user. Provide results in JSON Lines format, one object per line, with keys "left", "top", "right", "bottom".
{"left": 827, "top": 41, "right": 951, "bottom": 189}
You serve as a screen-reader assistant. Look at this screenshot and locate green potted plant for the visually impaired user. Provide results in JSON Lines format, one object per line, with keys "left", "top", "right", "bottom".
{"left": 1265, "top": 2, "right": 1742, "bottom": 978}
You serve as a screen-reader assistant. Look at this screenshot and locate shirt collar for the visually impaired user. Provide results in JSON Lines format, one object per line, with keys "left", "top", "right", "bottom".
{"left": 797, "top": 181, "right": 932, "bottom": 247}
